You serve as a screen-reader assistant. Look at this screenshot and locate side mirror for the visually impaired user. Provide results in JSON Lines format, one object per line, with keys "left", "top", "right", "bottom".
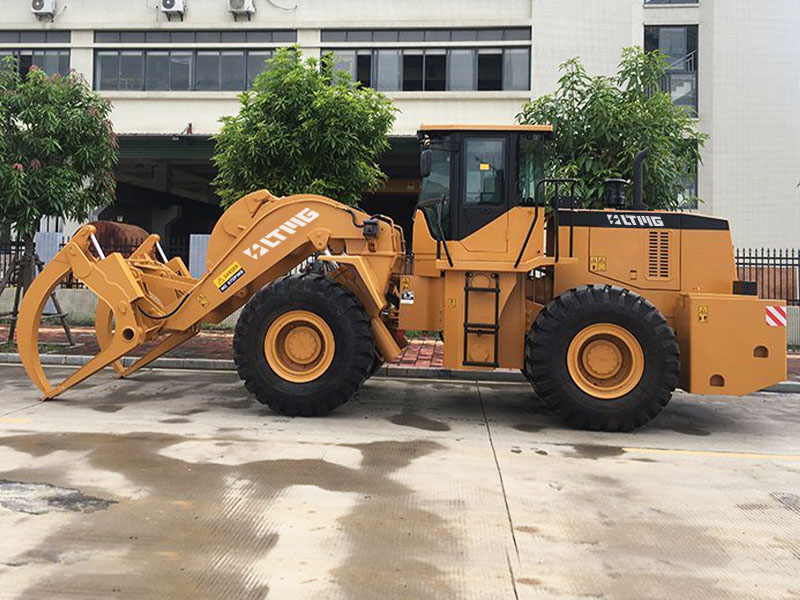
{"left": 420, "top": 149, "right": 433, "bottom": 178}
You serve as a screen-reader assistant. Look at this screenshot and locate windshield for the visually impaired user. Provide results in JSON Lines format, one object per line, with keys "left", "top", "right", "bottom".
{"left": 517, "top": 134, "right": 545, "bottom": 203}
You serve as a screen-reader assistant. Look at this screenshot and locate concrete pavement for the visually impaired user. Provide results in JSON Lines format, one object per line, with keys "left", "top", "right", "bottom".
{"left": 0, "top": 365, "right": 799, "bottom": 599}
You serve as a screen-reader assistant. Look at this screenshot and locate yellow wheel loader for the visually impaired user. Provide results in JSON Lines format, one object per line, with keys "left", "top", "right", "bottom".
{"left": 17, "top": 124, "right": 787, "bottom": 431}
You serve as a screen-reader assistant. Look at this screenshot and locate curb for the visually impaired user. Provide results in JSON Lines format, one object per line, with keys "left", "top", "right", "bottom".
{"left": 1, "top": 352, "right": 797, "bottom": 392}
{"left": 0, "top": 352, "right": 236, "bottom": 372}
{"left": 761, "top": 381, "right": 800, "bottom": 394}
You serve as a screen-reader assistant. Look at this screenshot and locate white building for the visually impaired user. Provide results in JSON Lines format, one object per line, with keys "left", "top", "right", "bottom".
{"left": 1, "top": 0, "right": 798, "bottom": 247}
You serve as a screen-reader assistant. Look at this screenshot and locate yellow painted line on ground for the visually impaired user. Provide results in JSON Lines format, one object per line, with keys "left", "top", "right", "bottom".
{"left": 623, "top": 446, "right": 800, "bottom": 461}
{"left": 0, "top": 417, "right": 32, "bottom": 424}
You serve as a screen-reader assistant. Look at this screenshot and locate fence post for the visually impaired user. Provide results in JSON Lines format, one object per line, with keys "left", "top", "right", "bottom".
{"left": 189, "top": 234, "right": 211, "bottom": 279}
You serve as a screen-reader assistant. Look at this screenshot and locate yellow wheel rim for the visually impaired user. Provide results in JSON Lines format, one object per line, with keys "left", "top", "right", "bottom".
{"left": 567, "top": 323, "right": 644, "bottom": 399}
{"left": 264, "top": 310, "right": 335, "bottom": 383}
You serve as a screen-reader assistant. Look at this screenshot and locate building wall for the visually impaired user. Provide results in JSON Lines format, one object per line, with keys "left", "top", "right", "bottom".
{"left": 2, "top": 0, "right": 799, "bottom": 247}
{"left": 705, "top": 0, "right": 800, "bottom": 248}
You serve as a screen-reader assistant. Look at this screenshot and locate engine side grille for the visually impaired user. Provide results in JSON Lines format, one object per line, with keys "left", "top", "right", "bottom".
{"left": 648, "top": 231, "right": 671, "bottom": 279}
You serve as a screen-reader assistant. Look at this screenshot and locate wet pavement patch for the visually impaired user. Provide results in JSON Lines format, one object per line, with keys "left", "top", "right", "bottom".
{"left": 388, "top": 410, "right": 451, "bottom": 431}
{"left": 92, "top": 404, "right": 124, "bottom": 413}
{"left": 170, "top": 408, "right": 209, "bottom": 416}
{"left": 514, "top": 422, "right": 544, "bottom": 433}
{"left": 0, "top": 432, "right": 453, "bottom": 600}
{"left": 566, "top": 444, "right": 626, "bottom": 460}
{"left": 0, "top": 479, "right": 116, "bottom": 515}
{"left": 770, "top": 492, "right": 800, "bottom": 515}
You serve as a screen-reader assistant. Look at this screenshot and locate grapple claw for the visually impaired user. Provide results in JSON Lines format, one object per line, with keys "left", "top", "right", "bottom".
{"left": 18, "top": 225, "right": 149, "bottom": 399}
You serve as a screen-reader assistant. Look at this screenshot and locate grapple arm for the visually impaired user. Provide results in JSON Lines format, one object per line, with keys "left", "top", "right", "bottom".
{"left": 18, "top": 191, "right": 405, "bottom": 400}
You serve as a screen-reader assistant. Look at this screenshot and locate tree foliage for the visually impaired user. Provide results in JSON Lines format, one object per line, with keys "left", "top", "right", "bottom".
{"left": 517, "top": 47, "right": 706, "bottom": 209}
{"left": 213, "top": 48, "right": 397, "bottom": 208}
{"left": 0, "top": 58, "right": 118, "bottom": 239}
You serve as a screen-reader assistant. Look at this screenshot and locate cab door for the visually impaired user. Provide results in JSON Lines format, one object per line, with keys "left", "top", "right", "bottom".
{"left": 454, "top": 135, "right": 509, "bottom": 244}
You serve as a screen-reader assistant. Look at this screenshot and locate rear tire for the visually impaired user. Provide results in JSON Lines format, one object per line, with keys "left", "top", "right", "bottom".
{"left": 524, "top": 284, "right": 679, "bottom": 432}
{"left": 234, "top": 274, "right": 374, "bottom": 416}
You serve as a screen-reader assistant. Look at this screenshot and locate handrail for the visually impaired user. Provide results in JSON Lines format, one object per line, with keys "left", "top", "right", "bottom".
{"left": 666, "top": 50, "right": 696, "bottom": 72}
{"left": 514, "top": 178, "right": 577, "bottom": 268}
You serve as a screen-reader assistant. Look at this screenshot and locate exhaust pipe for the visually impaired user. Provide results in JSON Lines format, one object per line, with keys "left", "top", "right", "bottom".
{"left": 632, "top": 148, "right": 650, "bottom": 210}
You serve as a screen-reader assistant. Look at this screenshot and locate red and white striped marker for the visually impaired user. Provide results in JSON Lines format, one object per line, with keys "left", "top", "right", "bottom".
{"left": 765, "top": 305, "right": 787, "bottom": 327}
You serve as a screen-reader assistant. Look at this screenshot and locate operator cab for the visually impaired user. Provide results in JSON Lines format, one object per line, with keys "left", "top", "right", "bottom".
{"left": 416, "top": 124, "right": 552, "bottom": 242}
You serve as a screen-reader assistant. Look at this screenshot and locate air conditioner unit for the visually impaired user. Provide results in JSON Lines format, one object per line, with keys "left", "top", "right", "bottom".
{"left": 160, "top": 0, "right": 186, "bottom": 16}
{"left": 31, "top": 0, "right": 56, "bottom": 18}
{"left": 229, "top": 0, "right": 255, "bottom": 14}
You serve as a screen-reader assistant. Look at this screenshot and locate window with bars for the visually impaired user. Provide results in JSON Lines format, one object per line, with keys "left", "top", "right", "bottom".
{"left": 329, "top": 47, "right": 530, "bottom": 92}
{"left": 94, "top": 49, "right": 274, "bottom": 91}
{"left": 94, "top": 30, "right": 296, "bottom": 44}
{"left": 321, "top": 28, "right": 530, "bottom": 43}
{"left": 644, "top": 25, "right": 699, "bottom": 115}
{"left": 0, "top": 30, "right": 71, "bottom": 43}
{"left": 0, "top": 49, "right": 70, "bottom": 76}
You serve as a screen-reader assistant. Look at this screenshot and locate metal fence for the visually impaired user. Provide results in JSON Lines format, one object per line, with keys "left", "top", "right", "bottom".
{"left": 0, "top": 241, "right": 24, "bottom": 285}
{"left": 735, "top": 248, "right": 799, "bottom": 351}
{"left": 0, "top": 237, "right": 189, "bottom": 289}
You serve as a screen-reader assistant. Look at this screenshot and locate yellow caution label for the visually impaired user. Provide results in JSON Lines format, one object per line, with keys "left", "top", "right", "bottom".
{"left": 698, "top": 305, "right": 709, "bottom": 323}
{"left": 214, "top": 261, "right": 245, "bottom": 293}
{"left": 479, "top": 163, "right": 490, "bottom": 171}
{"left": 590, "top": 256, "right": 607, "bottom": 272}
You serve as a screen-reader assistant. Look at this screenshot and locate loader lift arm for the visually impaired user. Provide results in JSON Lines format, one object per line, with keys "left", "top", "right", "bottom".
{"left": 17, "top": 190, "right": 405, "bottom": 400}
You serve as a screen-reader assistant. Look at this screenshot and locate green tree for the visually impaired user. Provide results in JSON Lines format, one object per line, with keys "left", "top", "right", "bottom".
{"left": 0, "top": 57, "right": 118, "bottom": 265}
{"left": 517, "top": 47, "right": 706, "bottom": 209}
{"left": 213, "top": 47, "right": 396, "bottom": 208}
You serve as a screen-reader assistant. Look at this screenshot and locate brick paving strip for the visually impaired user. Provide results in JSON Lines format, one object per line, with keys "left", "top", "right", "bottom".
{"left": 1, "top": 325, "right": 798, "bottom": 387}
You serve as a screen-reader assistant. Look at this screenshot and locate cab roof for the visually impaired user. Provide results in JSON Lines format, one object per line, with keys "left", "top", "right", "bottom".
{"left": 419, "top": 124, "right": 553, "bottom": 134}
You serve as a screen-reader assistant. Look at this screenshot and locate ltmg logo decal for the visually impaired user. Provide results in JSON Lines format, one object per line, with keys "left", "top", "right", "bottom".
{"left": 243, "top": 208, "right": 319, "bottom": 260}
{"left": 606, "top": 213, "right": 664, "bottom": 227}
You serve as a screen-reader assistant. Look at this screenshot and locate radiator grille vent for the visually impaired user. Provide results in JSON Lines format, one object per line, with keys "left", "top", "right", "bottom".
{"left": 648, "top": 231, "right": 671, "bottom": 279}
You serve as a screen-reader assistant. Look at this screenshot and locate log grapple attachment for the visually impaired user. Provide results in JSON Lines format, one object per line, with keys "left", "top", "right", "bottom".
{"left": 17, "top": 190, "right": 405, "bottom": 399}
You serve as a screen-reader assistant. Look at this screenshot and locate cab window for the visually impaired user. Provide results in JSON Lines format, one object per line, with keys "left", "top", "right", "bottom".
{"left": 464, "top": 137, "right": 505, "bottom": 205}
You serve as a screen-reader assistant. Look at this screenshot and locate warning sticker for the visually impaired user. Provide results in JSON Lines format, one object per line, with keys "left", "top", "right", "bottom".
{"left": 401, "top": 290, "right": 415, "bottom": 305}
{"left": 765, "top": 305, "right": 787, "bottom": 327}
{"left": 214, "top": 261, "right": 245, "bottom": 293}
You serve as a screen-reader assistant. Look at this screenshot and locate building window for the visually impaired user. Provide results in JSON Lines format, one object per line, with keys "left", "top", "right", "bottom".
{"left": 402, "top": 50, "right": 423, "bottom": 91}
{"left": 94, "top": 49, "right": 274, "bottom": 91}
{"left": 448, "top": 49, "right": 475, "bottom": 91}
{"left": 477, "top": 50, "right": 503, "bottom": 91}
{"left": 644, "top": 25, "right": 698, "bottom": 116}
{"left": 0, "top": 49, "right": 70, "bottom": 76}
{"left": 94, "top": 30, "right": 296, "bottom": 44}
{"left": 322, "top": 28, "right": 530, "bottom": 43}
{"left": 644, "top": 0, "right": 698, "bottom": 4}
{"left": 328, "top": 47, "right": 530, "bottom": 92}
{"left": 0, "top": 31, "right": 70, "bottom": 43}
{"left": 424, "top": 51, "right": 446, "bottom": 91}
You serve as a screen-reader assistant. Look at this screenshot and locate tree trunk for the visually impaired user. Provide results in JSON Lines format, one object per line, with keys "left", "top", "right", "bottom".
{"left": 20, "top": 232, "right": 36, "bottom": 294}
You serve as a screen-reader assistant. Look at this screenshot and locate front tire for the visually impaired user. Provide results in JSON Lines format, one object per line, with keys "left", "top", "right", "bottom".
{"left": 524, "top": 284, "right": 679, "bottom": 432}
{"left": 234, "top": 274, "right": 374, "bottom": 416}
